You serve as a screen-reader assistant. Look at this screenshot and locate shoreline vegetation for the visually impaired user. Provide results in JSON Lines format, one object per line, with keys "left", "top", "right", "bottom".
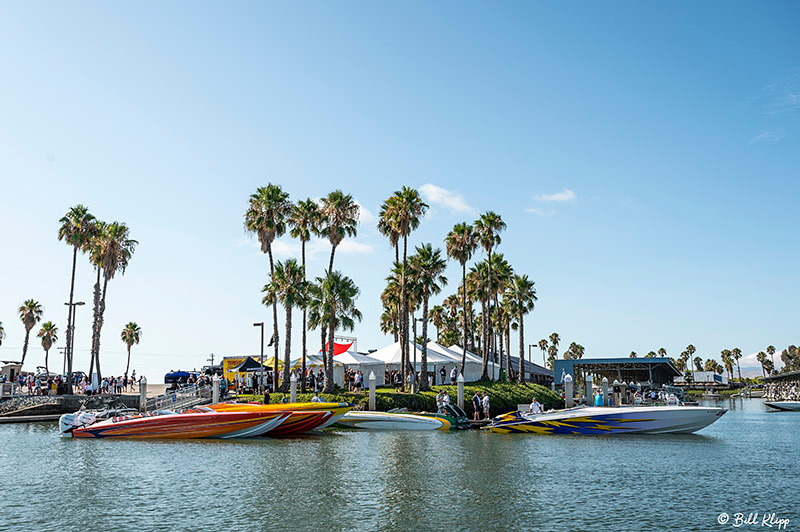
{"left": 236, "top": 381, "right": 563, "bottom": 417}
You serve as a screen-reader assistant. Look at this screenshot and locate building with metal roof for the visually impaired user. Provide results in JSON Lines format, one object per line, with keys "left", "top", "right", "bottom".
{"left": 553, "top": 357, "right": 681, "bottom": 386}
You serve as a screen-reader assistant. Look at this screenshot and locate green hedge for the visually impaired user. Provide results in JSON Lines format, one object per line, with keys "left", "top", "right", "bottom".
{"left": 237, "top": 381, "right": 562, "bottom": 418}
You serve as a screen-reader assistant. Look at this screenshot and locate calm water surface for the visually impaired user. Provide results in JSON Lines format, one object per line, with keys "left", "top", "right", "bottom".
{"left": 1, "top": 399, "right": 798, "bottom": 532}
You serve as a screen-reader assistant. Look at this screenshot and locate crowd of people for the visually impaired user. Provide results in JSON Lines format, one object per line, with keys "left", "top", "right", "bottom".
{"left": 3, "top": 370, "right": 142, "bottom": 396}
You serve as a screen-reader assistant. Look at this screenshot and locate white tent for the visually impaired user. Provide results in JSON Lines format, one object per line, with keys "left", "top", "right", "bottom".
{"left": 290, "top": 353, "right": 345, "bottom": 387}
{"left": 334, "top": 351, "right": 386, "bottom": 385}
{"left": 446, "top": 344, "right": 500, "bottom": 382}
{"left": 370, "top": 340, "right": 468, "bottom": 387}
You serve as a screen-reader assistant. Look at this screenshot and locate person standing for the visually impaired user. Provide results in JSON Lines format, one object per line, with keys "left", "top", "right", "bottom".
{"left": 472, "top": 391, "right": 481, "bottom": 420}
{"left": 440, "top": 367, "right": 446, "bottom": 385}
{"left": 436, "top": 390, "right": 444, "bottom": 412}
{"left": 442, "top": 391, "right": 450, "bottom": 408}
{"left": 529, "top": 396, "right": 542, "bottom": 414}
{"left": 450, "top": 366, "right": 457, "bottom": 386}
{"left": 481, "top": 392, "right": 490, "bottom": 420}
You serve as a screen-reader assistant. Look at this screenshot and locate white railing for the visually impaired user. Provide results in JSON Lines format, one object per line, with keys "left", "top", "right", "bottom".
{"left": 144, "top": 384, "right": 212, "bottom": 412}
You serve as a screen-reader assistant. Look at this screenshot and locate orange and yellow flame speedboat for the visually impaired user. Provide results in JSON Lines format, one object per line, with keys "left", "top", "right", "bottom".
{"left": 207, "top": 402, "right": 353, "bottom": 436}
{"left": 63, "top": 407, "right": 288, "bottom": 439}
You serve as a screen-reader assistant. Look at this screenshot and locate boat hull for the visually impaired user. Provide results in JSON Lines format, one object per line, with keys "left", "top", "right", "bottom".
{"left": 70, "top": 410, "right": 287, "bottom": 439}
{"left": 765, "top": 401, "right": 800, "bottom": 411}
{"left": 208, "top": 402, "right": 353, "bottom": 435}
{"left": 487, "top": 406, "right": 727, "bottom": 435}
{"left": 335, "top": 411, "right": 451, "bottom": 430}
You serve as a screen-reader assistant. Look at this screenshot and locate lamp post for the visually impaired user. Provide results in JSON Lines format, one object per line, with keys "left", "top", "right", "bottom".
{"left": 253, "top": 322, "right": 264, "bottom": 395}
{"left": 64, "top": 301, "right": 85, "bottom": 394}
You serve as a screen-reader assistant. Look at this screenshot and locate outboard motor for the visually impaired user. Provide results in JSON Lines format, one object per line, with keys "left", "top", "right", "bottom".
{"left": 59, "top": 412, "right": 97, "bottom": 436}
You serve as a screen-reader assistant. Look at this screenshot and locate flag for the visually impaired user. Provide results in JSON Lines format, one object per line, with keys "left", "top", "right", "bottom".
{"left": 267, "top": 333, "right": 276, "bottom": 347}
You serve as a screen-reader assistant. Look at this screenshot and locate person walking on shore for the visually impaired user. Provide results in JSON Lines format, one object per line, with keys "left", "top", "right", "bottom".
{"left": 472, "top": 391, "right": 481, "bottom": 420}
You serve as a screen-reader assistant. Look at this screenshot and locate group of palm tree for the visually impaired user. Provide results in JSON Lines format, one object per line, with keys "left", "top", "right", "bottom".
{"left": 244, "top": 185, "right": 362, "bottom": 394}
{"left": 378, "top": 194, "right": 539, "bottom": 389}
{"left": 0, "top": 206, "right": 146, "bottom": 393}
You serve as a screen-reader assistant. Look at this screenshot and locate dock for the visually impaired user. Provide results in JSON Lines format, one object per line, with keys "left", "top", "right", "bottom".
{"left": 0, "top": 414, "right": 61, "bottom": 424}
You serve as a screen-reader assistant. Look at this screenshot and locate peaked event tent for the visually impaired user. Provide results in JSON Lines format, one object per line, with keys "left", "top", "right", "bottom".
{"left": 334, "top": 350, "right": 386, "bottom": 385}
{"left": 446, "top": 344, "right": 500, "bottom": 381}
{"left": 370, "top": 340, "right": 470, "bottom": 385}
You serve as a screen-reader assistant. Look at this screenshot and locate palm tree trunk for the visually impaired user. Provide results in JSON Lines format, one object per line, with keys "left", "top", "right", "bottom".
{"left": 328, "top": 243, "right": 337, "bottom": 273}
{"left": 301, "top": 240, "right": 307, "bottom": 392}
{"left": 480, "top": 299, "right": 488, "bottom": 380}
{"left": 44, "top": 348, "right": 49, "bottom": 375}
{"left": 518, "top": 311, "right": 525, "bottom": 384}
{"left": 420, "top": 295, "right": 430, "bottom": 391}
{"left": 737, "top": 362, "right": 742, "bottom": 382}
{"left": 268, "top": 246, "right": 279, "bottom": 392}
{"left": 400, "top": 235, "right": 408, "bottom": 391}
{"left": 95, "top": 276, "right": 109, "bottom": 383}
{"left": 324, "top": 321, "right": 335, "bottom": 393}
{"left": 281, "top": 304, "right": 292, "bottom": 392}
{"left": 88, "top": 267, "right": 101, "bottom": 383}
{"left": 487, "top": 248, "right": 493, "bottom": 375}
{"left": 125, "top": 345, "right": 132, "bottom": 376}
{"left": 65, "top": 245, "right": 78, "bottom": 394}
{"left": 21, "top": 328, "right": 31, "bottom": 366}
{"left": 505, "top": 323, "right": 513, "bottom": 381}
{"left": 460, "top": 262, "right": 467, "bottom": 371}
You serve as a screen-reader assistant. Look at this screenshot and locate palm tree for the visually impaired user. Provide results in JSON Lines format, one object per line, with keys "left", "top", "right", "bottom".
{"left": 0, "top": 322, "right": 5, "bottom": 347}
{"left": 245, "top": 184, "right": 292, "bottom": 392}
{"left": 319, "top": 190, "right": 360, "bottom": 272}
{"left": 307, "top": 271, "right": 362, "bottom": 393}
{"left": 645, "top": 351, "right": 657, "bottom": 358}
{"left": 473, "top": 211, "right": 506, "bottom": 371}
{"left": 549, "top": 333, "right": 561, "bottom": 359}
{"left": 468, "top": 261, "right": 492, "bottom": 378}
{"left": 538, "top": 339, "right": 548, "bottom": 367}
{"left": 721, "top": 349, "right": 733, "bottom": 380}
{"left": 383, "top": 187, "right": 427, "bottom": 387}
{"left": 693, "top": 356, "right": 703, "bottom": 372}
{"left": 731, "top": 347, "right": 743, "bottom": 381}
{"left": 409, "top": 244, "right": 447, "bottom": 391}
{"left": 18, "top": 299, "right": 43, "bottom": 367}
{"left": 120, "top": 322, "right": 142, "bottom": 377}
{"left": 547, "top": 345, "right": 557, "bottom": 370}
{"left": 88, "top": 221, "right": 137, "bottom": 382}
{"left": 37, "top": 321, "right": 58, "bottom": 375}
{"left": 503, "top": 274, "right": 537, "bottom": 384}
{"left": 445, "top": 222, "right": 478, "bottom": 371}
{"left": 767, "top": 345, "right": 776, "bottom": 370}
{"left": 657, "top": 347, "right": 667, "bottom": 358}
{"left": 289, "top": 198, "right": 321, "bottom": 391}
{"left": 58, "top": 204, "right": 97, "bottom": 392}
{"left": 756, "top": 351, "right": 768, "bottom": 378}
{"left": 629, "top": 351, "right": 637, "bottom": 358}
{"left": 429, "top": 305, "right": 446, "bottom": 341}
{"left": 263, "top": 259, "right": 307, "bottom": 391}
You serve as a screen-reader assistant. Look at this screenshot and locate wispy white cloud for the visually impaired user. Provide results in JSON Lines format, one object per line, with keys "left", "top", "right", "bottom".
{"left": 532, "top": 188, "right": 576, "bottom": 203}
{"left": 355, "top": 199, "right": 376, "bottom": 225}
{"left": 524, "top": 207, "right": 555, "bottom": 217}
{"left": 419, "top": 183, "right": 476, "bottom": 216}
{"left": 750, "top": 128, "right": 785, "bottom": 144}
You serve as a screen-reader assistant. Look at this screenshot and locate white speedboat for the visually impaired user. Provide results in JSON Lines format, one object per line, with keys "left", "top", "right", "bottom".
{"left": 334, "top": 410, "right": 453, "bottom": 430}
{"left": 765, "top": 401, "right": 800, "bottom": 411}
{"left": 487, "top": 405, "right": 727, "bottom": 435}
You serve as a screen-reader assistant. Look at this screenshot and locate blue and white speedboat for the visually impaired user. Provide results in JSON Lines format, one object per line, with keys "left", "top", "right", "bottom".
{"left": 487, "top": 405, "right": 726, "bottom": 435}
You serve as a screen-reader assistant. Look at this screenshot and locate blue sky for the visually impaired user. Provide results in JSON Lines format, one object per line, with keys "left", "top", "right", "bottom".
{"left": 1, "top": 2, "right": 798, "bottom": 380}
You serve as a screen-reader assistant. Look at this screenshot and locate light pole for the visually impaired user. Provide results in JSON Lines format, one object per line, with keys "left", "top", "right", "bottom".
{"left": 64, "top": 301, "right": 85, "bottom": 394}
{"left": 253, "top": 322, "right": 264, "bottom": 395}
